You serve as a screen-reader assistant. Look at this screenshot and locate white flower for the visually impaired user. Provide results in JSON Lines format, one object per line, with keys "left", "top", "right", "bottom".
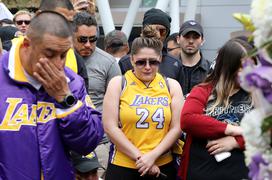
{"left": 239, "top": 1, "right": 272, "bottom": 178}
{"left": 251, "top": 0, "right": 272, "bottom": 47}
{"left": 241, "top": 109, "right": 269, "bottom": 164}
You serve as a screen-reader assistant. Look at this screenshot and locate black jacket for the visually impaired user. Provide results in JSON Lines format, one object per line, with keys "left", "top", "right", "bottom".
{"left": 74, "top": 52, "right": 89, "bottom": 91}
{"left": 179, "top": 56, "right": 211, "bottom": 96}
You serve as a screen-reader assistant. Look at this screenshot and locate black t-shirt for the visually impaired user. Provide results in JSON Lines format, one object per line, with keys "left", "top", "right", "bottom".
{"left": 182, "top": 61, "right": 200, "bottom": 93}
{"left": 187, "top": 89, "right": 252, "bottom": 180}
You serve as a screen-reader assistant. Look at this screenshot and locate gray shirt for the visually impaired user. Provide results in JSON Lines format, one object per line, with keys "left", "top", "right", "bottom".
{"left": 84, "top": 47, "right": 121, "bottom": 112}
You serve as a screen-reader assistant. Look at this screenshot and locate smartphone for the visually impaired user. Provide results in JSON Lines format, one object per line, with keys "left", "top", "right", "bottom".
{"left": 158, "top": 172, "right": 168, "bottom": 179}
{"left": 214, "top": 152, "right": 231, "bottom": 162}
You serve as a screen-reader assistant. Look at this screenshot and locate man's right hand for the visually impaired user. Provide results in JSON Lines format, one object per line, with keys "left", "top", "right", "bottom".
{"left": 33, "top": 58, "right": 70, "bottom": 102}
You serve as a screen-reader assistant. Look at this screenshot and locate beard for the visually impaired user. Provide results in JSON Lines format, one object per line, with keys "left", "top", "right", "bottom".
{"left": 182, "top": 47, "right": 199, "bottom": 56}
{"left": 79, "top": 48, "right": 94, "bottom": 57}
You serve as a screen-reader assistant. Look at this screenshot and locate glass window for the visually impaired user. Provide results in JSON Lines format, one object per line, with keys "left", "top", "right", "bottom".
{"left": 142, "top": 0, "right": 157, "bottom": 7}
{"left": 109, "top": 0, "right": 157, "bottom": 8}
{"left": 109, "top": 0, "right": 131, "bottom": 8}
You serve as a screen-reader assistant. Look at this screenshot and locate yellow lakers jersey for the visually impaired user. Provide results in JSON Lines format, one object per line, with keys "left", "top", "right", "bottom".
{"left": 65, "top": 49, "right": 78, "bottom": 73}
{"left": 110, "top": 70, "right": 173, "bottom": 169}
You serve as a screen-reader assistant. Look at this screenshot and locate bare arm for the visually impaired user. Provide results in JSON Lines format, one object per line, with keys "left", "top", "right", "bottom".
{"left": 102, "top": 76, "right": 142, "bottom": 161}
{"left": 206, "top": 136, "right": 240, "bottom": 155}
{"left": 136, "top": 78, "right": 184, "bottom": 175}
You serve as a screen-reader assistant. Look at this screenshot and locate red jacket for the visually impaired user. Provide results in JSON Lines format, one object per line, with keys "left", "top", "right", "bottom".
{"left": 179, "top": 84, "right": 245, "bottom": 180}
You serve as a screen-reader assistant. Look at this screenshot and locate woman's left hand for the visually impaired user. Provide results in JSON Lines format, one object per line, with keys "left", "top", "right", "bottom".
{"left": 206, "top": 136, "right": 239, "bottom": 155}
{"left": 135, "top": 152, "right": 158, "bottom": 176}
{"left": 148, "top": 164, "right": 160, "bottom": 177}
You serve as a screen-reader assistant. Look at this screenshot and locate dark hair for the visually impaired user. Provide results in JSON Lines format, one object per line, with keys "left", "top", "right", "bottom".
{"left": 105, "top": 40, "right": 125, "bottom": 54}
{"left": 165, "top": 32, "right": 179, "bottom": 44}
{"left": 0, "top": 26, "right": 18, "bottom": 42}
{"left": 72, "top": 12, "right": 97, "bottom": 32}
{"left": 27, "top": 11, "right": 72, "bottom": 41}
{"left": 39, "top": 0, "right": 74, "bottom": 11}
{"left": 131, "top": 25, "right": 163, "bottom": 56}
{"left": 0, "top": 19, "right": 14, "bottom": 26}
{"left": 104, "top": 30, "right": 128, "bottom": 55}
{"left": 205, "top": 38, "right": 254, "bottom": 111}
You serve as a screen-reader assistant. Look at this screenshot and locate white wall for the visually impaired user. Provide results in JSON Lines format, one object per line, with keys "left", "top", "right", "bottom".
{"left": 190, "top": 0, "right": 251, "bottom": 61}
{"left": 108, "top": 0, "right": 251, "bottom": 61}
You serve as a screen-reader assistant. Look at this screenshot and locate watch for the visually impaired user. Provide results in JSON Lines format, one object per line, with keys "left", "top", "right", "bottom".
{"left": 60, "top": 94, "right": 77, "bottom": 108}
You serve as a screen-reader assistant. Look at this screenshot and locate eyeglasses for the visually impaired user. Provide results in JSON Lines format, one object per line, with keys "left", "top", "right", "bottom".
{"left": 15, "top": 20, "right": 30, "bottom": 25}
{"left": 77, "top": 36, "right": 97, "bottom": 44}
{"left": 167, "top": 46, "right": 180, "bottom": 52}
{"left": 135, "top": 58, "right": 161, "bottom": 68}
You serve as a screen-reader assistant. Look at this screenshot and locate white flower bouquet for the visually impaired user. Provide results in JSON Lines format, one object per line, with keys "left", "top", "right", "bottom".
{"left": 238, "top": 0, "right": 272, "bottom": 179}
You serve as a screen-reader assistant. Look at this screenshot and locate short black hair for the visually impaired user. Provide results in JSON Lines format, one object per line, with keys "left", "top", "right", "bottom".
{"left": 72, "top": 12, "right": 97, "bottom": 32}
{"left": 0, "top": 18, "right": 14, "bottom": 26}
{"left": 39, "top": 0, "right": 74, "bottom": 11}
{"left": 27, "top": 11, "right": 72, "bottom": 41}
{"left": 165, "top": 32, "right": 179, "bottom": 44}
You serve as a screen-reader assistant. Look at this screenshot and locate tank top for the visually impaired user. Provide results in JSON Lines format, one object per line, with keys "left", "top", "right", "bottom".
{"left": 109, "top": 70, "right": 173, "bottom": 168}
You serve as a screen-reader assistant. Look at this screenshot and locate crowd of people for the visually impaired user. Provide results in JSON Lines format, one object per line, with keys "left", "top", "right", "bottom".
{"left": 0, "top": 0, "right": 257, "bottom": 180}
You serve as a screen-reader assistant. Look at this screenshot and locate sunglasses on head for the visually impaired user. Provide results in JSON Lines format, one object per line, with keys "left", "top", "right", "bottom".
{"left": 16, "top": 20, "right": 30, "bottom": 25}
{"left": 135, "top": 58, "right": 161, "bottom": 67}
{"left": 77, "top": 36, "right": 97, "bottom": 44}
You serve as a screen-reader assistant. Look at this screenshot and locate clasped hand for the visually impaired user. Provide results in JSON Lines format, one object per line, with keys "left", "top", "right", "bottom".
{"left": 135, "top": 152, "right": 160, "bottom": 177}
{"left": 33, "top": 58, "right": 70, "bottom": 102}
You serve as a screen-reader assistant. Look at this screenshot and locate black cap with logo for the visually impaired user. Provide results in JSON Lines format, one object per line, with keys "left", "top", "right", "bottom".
{"left": 179, "top": 20, "right": 203, "bottom": 37}
{"left": 71, "top": 151, "right": 103, "bottom": 173}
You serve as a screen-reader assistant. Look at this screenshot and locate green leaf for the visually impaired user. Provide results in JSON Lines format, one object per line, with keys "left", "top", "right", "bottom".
{"left": 233, "top": 13, "right": 255, "bottom": 32}
{"left": 261, "top": 116, "right": 272, "bottom": 134}
{"left": 267, "top": 43, "right": 272, "bottom": 59}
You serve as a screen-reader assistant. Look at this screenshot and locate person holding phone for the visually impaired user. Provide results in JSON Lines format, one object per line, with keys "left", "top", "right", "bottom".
{"left": 180, "top": 38, "right": 255, "bottom": 180}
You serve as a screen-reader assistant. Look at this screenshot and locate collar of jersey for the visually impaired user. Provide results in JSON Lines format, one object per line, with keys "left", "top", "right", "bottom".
{"left": 127, "top": 70, "right": 161, "bottom": 89}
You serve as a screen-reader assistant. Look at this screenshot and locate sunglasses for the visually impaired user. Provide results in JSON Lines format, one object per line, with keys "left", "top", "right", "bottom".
{"left": 16, "top": 20, "right": 30, "bottom": 25}
{"left": 167, "top": 46, "right": 180, "bottom": 52}
{"left": 156, "top": 27, "right": 168, "bottom": 37}
{"left": 77, "top": 36, "right": 97, "bottom": 44}
{"left": 135, "top": 58, "right": 161, "bottom": 67}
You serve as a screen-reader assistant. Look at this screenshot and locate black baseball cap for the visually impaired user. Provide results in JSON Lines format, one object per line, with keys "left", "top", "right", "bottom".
{"left": 179, "top": 20, "right": 203, "bottom": 37}
{"left": 71, "top": 151, "right": 102, "bottom": 173}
